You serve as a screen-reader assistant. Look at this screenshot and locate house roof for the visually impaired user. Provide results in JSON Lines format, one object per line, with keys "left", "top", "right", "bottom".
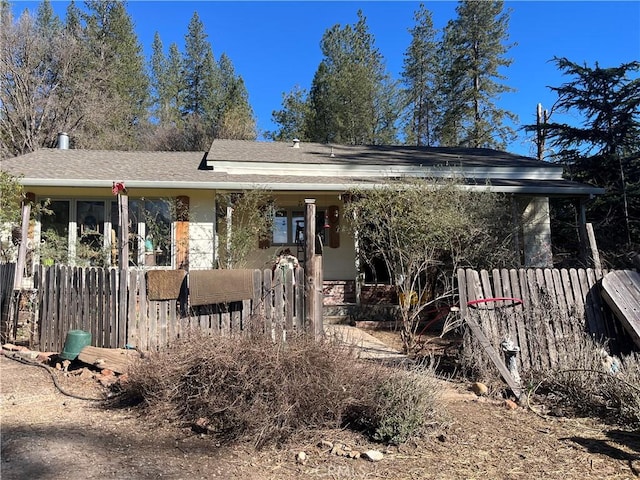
{"left": 0, "top": 140, "right": 603, "bottom": 196}
{"left": 206, "top": 139, "right": 547, "bottom": 167}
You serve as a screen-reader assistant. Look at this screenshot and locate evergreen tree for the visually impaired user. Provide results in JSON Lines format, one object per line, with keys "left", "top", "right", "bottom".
{"left": 81, "top": 0, "right": 149, "bottom": 148}
{"left": 183, "top": 12, "right": 219, "bottom": 120}
{"left": 437, "top": 0, "right": 516, "bottom": 149}
{"left": 150, "top": 33, "right": 184, "bottom": 126}
{"left": 536, "top": 58, "right": 640, "bottom": 264}
{"left": 216, "top": 53, "right": 256, "bottom": 139}
{"left": 36, "top": 0, "right": 62, "bottom": 37}
{"left": 307, "top": 10, "right": 398, "bottom": 145}
{"left": 64, "top": 0, "right": 82, "bottom": 37}
{"left": 268, "top": 85, "right": 310, "bottom": 141}
{"left": 401, "top": 3, "right": 439, "bottom": 146}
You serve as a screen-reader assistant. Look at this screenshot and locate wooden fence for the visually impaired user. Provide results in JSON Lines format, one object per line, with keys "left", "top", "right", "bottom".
{"left": 457, "top": 267, "right": 635, "bottom": 374}
{"left": 0, "top": 263, "right": 16, "bottom": 342}
{"left": 35, "top": 265, "right": 305, "bottom": 352}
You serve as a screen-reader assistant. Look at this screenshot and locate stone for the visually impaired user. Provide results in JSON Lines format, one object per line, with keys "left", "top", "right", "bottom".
{"left": 331, "top": 445, "right": 346, "bottom": 457}
{"left": 348, "top": 451, "right": 361, "bottom": 459}
{"left": 100, "top": 368, "right": 114, "bottom": 377}
{"left": 471, "top": 382, "right": 488, "bottom": 396}
{"left": 192, "top": 417, "right": 210, "bottom": 434}
{"left": 97, "top": 374, "right": 117, "bottom": 387}
{"left": 295, "top": 451, "right": 307, "bottom": 465}
{"left": 319, "top": 440, "right": 333, "bottom": 449}
{"left": 504, "top": 399, "right": 518, "bottom": 410}
{"left": 362, "top": 450, "right": 384, "bottom": 462}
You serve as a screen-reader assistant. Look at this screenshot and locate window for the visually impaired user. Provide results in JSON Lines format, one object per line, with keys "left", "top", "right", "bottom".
{"left": 40, "top": 200, "right": 70, "bottom": 265}
{"left": 113, "top": 198, "right": 172, "bottom": 267}
{"left": 38, "top": 197, "right": 174, "bottom": 268}
{"left": 272, "top": 208, "right": 326, "bottom": 246}
{"left": 76, "top": 200, "right": 105, "bottom": 266}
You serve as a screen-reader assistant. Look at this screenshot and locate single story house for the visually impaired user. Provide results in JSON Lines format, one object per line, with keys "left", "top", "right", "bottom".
{"left": 1, "top": 135, "right": 602, "bottom": 309}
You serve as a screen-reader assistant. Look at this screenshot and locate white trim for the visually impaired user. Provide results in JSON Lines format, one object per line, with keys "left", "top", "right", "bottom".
{"left": 208, "top": 160, "right": 564, "bottom": 180}
{"left": 22, "top": 178, "right": 603, "bottom": 195}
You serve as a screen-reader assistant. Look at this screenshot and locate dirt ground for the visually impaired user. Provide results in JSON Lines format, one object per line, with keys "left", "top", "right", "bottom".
{"left": 2, "top": 335, "right": 639, "bottom": 480}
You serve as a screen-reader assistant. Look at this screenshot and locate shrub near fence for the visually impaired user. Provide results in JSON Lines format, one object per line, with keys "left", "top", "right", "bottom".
{"left": 35, "top": 265, "right": 305, "bottom": 352}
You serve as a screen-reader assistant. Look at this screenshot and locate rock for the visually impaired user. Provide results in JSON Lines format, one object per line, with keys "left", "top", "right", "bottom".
{"left": 362, "top": 450, "right": 384, "bottom": 462}
{"left": 295, "top": 451, "right": 307, "bottom": 465}
{"left": 331, "top": 445, "right": 346, "bottom": 457}
{"left": 471, "top": 382, "right": 488, "bottom": 396}
{"left": 36, "top": 352, "right": 55, "bottom": 363}
{"left": 348, "top": 451, "right": 360, "bottom": 459}
{"left": 319, "top": 440, "right": 333, "bottom": 449}
{"left": 97, "top": 374, "right": 117, "bottom": 387}
{"left": 192, "top": 417, "right": 210, "bottom": 434}
{"left": 100, "top": 368, "right": 114, "bottom": 377}
{"left": 504, "top": 399, "right": 518, "bottom": 410}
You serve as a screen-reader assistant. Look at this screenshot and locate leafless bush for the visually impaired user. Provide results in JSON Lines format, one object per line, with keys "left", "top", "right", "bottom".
{"left": 527, "top": 340, "right": 640, "bottom": 427}
{"left": 115, "top": 331, "right": 445, "bottom": 447}
{"left": 457, "top": 291, "right": 640, "bottom": 427}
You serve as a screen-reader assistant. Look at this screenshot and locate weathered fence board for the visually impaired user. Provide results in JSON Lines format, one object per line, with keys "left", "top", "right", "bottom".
{"left": 458, "top": 268, "right": 635, "bottom": 375}
{"left": 32, "top": 265, "right": 306, "bottom": 352}
{"left": 0, "top": 263, "right": 16, "bottom": 342}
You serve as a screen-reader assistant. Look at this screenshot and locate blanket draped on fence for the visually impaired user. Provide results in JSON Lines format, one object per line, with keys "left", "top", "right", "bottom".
{"left": 189, "top": 269, "right": 254, "bottom": 306}
{"left": 146, "top": 270, "right": 187, "bottom": 301}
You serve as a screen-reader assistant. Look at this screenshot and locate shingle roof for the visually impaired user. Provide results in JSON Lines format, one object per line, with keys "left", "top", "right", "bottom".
{"left": 1, "top": 149, "right": 209, "bottom": 182}
{"left": 0, "top": 141, "right": 602, "bottom": 195}
{"left": 206, "top": 139, "right": 550, "bottom": 168}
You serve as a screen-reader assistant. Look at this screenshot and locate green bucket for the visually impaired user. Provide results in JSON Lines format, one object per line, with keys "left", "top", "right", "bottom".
{"left": 60, "top": 330, "right": 92, "bottom": 360}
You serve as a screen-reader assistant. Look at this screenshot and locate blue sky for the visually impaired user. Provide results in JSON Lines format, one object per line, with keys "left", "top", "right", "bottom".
{"left": 11, "top": 1, "right": 640, "bottom": 156}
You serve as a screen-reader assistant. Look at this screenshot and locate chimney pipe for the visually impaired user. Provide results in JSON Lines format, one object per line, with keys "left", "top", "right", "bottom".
{"left": 57, "top": 132, "right": 69, "bottom": 149}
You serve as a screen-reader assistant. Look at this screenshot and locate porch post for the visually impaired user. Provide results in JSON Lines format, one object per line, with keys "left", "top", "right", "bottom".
{"left": 226, "top": 205, "right": 233, "bottom": 269}
{"left": 118, "top": 193, "right": 129, "bottom": 348}
{"left": 304, "top": 199, "right": 323, "bottom": 339}
{"left": 520, "top": 196, "right": 553, "bottom": 267}
{"left": 576, "top": 198, "right": 590, "bottom": 264}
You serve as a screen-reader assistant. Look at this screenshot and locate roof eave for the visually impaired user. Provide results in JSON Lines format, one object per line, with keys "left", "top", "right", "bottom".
{"left": 18, "top": 178, "right": 604, "bottom": 196}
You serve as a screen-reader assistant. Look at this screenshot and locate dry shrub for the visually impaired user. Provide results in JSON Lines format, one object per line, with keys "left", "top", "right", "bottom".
{"left": 115, "top": 330, "right": 444, "bottom": 447}
{"left": 348, "top": 363, "right": 443, "bottom": 445}
{"left": 527, "top": 337, "right": 640, "bottom": 427}
{"left": 458, "top": 293, "right": 640, "bottom": 428}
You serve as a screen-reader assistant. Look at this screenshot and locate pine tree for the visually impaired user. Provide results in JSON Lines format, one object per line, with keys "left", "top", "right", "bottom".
{"left": 268, "top": 85, "right": 310, "bottom": 141}
{"left": 437, "top": 0, "right": 516, "bottom": 149}
{"left": 537, "top": 58, "right": 640, "bottom": 262}
{"left": 216, "top": 53, "right": 256, "bottom": 139}
{"left": 150, "top": 33, "right": 184, "bottom": 126}
{"left": 401, "top": 3, "right": 439, "bottom": 146}
{"left": 81, "top": 0, "right": 149, "bottom": 148}
{"left": 307, "top": 10, "right": 398, "bottom": 145}
{"left": 183, "top": 12, "right": 219, "bottom": 120}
